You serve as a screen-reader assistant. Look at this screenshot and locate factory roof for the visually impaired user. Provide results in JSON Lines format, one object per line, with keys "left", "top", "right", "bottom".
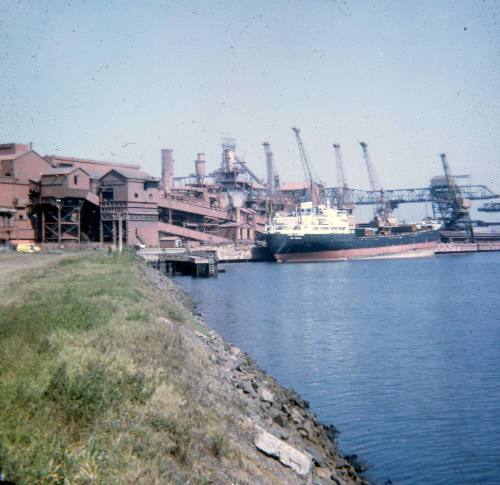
{"left": 44, "top": 166, "right": 90, "bottom": 176}
{"left": 46, "top": 154, "right": 143, "bottom": 177}
{"left": 102, "top": 167, "right": 159, "bottom": 181}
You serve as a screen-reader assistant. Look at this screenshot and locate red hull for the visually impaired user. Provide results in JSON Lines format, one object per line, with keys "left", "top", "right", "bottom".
{"left": 275, "top": 241, "right": 437, "bottom": 263}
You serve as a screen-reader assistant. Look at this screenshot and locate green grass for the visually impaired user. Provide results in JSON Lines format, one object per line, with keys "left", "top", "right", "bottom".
{"left": 0, "top": 253, "right": 231, "bottom": 484}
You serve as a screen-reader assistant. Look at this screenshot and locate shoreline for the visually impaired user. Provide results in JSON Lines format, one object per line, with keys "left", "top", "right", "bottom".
{"left": 146, "top": 264, "right": 371, "bottom": 484}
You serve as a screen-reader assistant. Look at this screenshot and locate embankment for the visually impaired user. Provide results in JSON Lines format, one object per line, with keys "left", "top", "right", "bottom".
{"left": 0, "top": 252, "right": 369, "bottom": 484}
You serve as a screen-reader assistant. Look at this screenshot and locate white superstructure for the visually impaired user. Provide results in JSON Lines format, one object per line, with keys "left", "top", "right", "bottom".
{"left": 266, "top": 202, "right": 351, "bottom": 236}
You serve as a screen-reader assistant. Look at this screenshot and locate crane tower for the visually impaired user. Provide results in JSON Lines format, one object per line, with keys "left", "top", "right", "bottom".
{"left": 292, "top": 127, "right": 320, "bottom": 206}
{"left": 359, "top": 142, "right": 393, "bottom": 226}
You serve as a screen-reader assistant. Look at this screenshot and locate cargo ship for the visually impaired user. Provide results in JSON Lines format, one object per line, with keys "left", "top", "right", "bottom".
{"left": 266, "top": 202, "right": 440, "bottom": 263}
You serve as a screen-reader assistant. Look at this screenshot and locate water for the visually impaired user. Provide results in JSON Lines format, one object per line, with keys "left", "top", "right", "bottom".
{"left": 174, "top": 253, "right": 500, "bottom": 484}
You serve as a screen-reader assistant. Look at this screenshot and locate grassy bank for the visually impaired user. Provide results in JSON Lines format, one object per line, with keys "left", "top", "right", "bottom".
{"left": 0, "top": 253, "right": 231, "bottom": 484}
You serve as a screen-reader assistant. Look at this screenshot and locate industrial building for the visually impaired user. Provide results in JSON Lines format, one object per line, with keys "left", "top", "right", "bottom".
{"left": 1, "top": 135, "right": 499, "bottom": 251}
{"left": 0, "top": 141, "right": 278, "bottom": 248}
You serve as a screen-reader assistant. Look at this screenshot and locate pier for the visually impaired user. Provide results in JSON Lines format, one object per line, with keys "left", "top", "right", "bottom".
{"left": 138, "top": 248, "right": 218, "bottom": 277}
{"left": 435, "top": 242, "right": 500, "bottom": 254}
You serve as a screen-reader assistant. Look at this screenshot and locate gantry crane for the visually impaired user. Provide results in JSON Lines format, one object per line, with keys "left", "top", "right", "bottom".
{"left": 359, "top": 142, "right": 393, "bottom": 225}
{"left": 292, "top": 127, "right": 320, "bottom": 206}
{"left": 431, "top": 153, "right": 474, "bottom": 240}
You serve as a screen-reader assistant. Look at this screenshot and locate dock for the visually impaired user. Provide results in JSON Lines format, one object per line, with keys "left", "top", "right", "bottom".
{"left": 436, "top": 242, "right": 500, "bottom": 254}
{"left": 138, "top": 248, "right": 217, "bottom": 277}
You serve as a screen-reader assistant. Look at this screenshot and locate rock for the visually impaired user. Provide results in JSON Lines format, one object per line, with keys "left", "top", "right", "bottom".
{"left": 315, "top": 467, "right": 332, "bottom": 480}
{"left": 325, "top": 424, "right": 339, "bottom": 442}
{"left": 237, "top": 380, "right": 256, "bottom": 396}
{"left": 290, "top": 407, "right": 305, "bottom": 424}
{"left": 269, "top": 408, "right": 287, "bottom": 428}
{"left": 254, "top": 425, "right": 312, "bottom": 476}
{"left": 229, "top": 346, "right": 241, "bottom": 356}
{"left": 298, "top": 419, "right": 317, "bottom": 440}
{"left": 306, "top": 446, "right": 326, "bottom": 467}
{"left": 258, "top": 387, "right": 274, "bottom": 403}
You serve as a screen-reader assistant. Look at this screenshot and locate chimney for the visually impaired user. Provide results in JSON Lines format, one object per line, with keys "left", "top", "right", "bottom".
{"left": 223, "top": 149, "right": 235, "bottom": 172}
{"left": 195, "top": 153, "right": 206, "bottom": 183}
{"left": 161, "top": 149, "right": 174, "bottom": 192}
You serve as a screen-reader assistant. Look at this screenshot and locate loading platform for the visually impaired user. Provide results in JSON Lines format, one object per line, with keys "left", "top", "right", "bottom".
{"left": 436, "top": 242, "right": 500, "bottom": 254}
{"left": 138, "top": 248, "right": 217, "bottom": 277}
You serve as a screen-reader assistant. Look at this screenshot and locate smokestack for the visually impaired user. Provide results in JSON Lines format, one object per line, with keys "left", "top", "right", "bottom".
{"left": 223, "top": 149, "right": 235, "bottom": 172}
{"left": 195, "top": 153, "right": 206, "bottom": 183}
{"left": 263, "top": 142, "right": 274, "bottom": 196}
{"left": 161, "top": 149, "right": 174, "bottom": 192}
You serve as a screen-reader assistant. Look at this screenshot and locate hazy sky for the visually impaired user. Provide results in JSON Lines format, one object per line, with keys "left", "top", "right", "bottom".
{"left": 2, "top": 0, "right": 500, "bottom": 200}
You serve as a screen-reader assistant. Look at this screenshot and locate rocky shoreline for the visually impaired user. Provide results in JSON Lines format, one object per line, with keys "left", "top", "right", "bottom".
{"left": 145, "top": 263, "right": 371, "bottom": 485}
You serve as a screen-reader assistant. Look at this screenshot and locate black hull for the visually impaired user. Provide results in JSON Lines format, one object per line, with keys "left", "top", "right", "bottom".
{"left": 267, "top": 230, "right": 440, "bottom": 262}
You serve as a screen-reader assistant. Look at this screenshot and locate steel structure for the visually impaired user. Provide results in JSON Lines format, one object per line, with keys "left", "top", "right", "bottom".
{"left": 332, "top": 144, "right": 352, "bottom": 210}
{"left": 359, "top": 142, "right": 392, "bottom": 224}
{"left": 325, "top": 184, "right": 498, "bottom": 207}
{"left": 292, "top": 127, "right": 320, "bottom": 206}
{"left": 431, "top": 153, "right": 474, "bottom": 240}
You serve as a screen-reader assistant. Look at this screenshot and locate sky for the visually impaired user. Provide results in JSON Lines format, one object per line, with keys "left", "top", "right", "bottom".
{"left": 1, "top": 0, "right": 500, "bottom": 218}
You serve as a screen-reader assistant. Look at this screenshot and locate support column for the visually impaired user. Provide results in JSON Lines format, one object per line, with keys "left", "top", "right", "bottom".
{"left": 118, "top": 213, "right": 123, "bottom": 253}
{"left": 77, "top": 207, "right": 81, "bottom": 243}
{"left": 57, "top": 203, "right": 62, "bottom": 247}
{"left": 41, "top": 209, "right": 45, "bottom": 243}
{"left": 112, "top": 218, "right": 117, "bottom": 250}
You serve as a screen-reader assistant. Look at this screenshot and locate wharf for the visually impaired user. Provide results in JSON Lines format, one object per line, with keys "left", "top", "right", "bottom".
{"left": 138, "top": 248, "right": 217, "bottom": 277}
{"left": 436, "top": 242, "right": 500, "bottom": 254}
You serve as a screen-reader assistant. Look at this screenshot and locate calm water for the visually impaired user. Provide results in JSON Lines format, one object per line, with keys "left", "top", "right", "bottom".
{"left": 174, "top": 253, "right": 500, "bottom": 485}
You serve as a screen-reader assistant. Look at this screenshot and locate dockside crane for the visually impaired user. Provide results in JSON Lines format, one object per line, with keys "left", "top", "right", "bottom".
{"left": 333, "top": 144, "right": 352, "bottom": 211}
{"left": 432, "top": 153, "right": 474, "bottom": 240}
{"left": 292, "top": 127, "right": 320, "bottom": 206}
{"left": 359, "top": 142, "right": 393, "bottom": 226}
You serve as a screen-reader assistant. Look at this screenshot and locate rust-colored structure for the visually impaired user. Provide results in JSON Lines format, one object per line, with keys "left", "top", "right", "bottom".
{"left": 0, "top": 141, "right": 267, "bottom": 248}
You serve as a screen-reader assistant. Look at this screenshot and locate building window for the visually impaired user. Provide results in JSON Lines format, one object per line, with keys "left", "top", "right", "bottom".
{"left": 102, "top": 188, "right": 114, "bottom": 201}
{"left": 74, "top": 175, "right": 79, "bottom": 184}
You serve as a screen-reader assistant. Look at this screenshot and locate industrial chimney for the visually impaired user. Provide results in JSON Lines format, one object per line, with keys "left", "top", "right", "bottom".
{"left": 263, "top": 142, "right": 274, "bottom": 197}
{"left": 195, "top": 153, "right": 206, "bottom": 184}
{"left": 223, "top": 149, "right": 235, "bottom": 172}
{"left": 161, "top": 149, "right": 174, "bottom": 192}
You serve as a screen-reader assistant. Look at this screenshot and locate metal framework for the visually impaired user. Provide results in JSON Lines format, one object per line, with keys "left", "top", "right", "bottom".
{"left": 431, "top": 153, "right": 474, "bottom": 240}
{"left": 41, "top": 198, "right": 83, "bottom": 243}
{"left": 100, "top": 201, "right": 128, "bottom": 249}
{"left": 333, "top": 144, "right": 352, "bottom": 210}
{"left": 292, "top": 127, "right": 320, "bottom": 206}
{"left": 325, "top": 184, "right": 498, "bottom": 207}
{"left": 359, "top": 142, "right": 392, "bottom": 223}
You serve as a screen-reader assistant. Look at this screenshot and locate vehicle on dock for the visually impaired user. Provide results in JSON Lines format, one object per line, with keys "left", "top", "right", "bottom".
{"left": 266, "top": 202, "right": 440, "bottom": 263}
{"left": 16, "top": 243, "right": 41, "bottom": 253}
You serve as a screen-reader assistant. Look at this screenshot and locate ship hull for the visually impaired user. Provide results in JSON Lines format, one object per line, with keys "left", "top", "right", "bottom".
{"left": 267, "top": 230, "right": 440, "bottom": 263}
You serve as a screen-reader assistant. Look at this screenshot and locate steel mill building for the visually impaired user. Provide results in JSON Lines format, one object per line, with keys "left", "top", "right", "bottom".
{"left": 0, "top": 142, "right": 273, "bottom": 248}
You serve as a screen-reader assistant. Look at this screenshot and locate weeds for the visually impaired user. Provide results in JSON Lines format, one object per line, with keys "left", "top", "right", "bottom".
{"left": 0, "top": 253, "right": 232, "bottom": 484}
{"left": 45, "top": 361, "right": 150, "bottom": 423}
